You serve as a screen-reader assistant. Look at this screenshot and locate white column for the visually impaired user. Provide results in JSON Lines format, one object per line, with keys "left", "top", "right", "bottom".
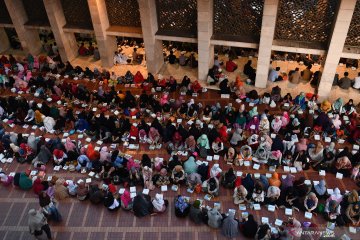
{"left": 43, "top": 0, "right": 78, "bottom": 62}
{"left": 318, "top": 0, "right": 357, "bottom": 100}
{"left": 88, "top": 0, "right": 117, "bottom": 68}
{"left": 138, "top": 0, "right": 164, "bottom": 74}
{"left": 4, "top": 0, "right": 42, "bottom": 55}
{"left": 197, "top": 0, "right": 214, "bottom": 82}
{"left": 0, "top": 28, "right": 10, "bottom": 53}
{"left": 255, "top": 0, "right": 279, "bottom": 88}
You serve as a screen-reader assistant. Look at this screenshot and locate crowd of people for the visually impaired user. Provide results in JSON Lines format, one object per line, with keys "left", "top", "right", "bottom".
{"left": 0, "top": 52, "right": 360, "bottom": 239}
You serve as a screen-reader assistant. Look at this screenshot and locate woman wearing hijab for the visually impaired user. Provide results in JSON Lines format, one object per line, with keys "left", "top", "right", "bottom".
{"left": 290, "top": 92, "right": 306, "bottom": 112}
{"left": 314, "top": 180, "right": 327, "bottom": 199}
{"left": 183, "top": 155, "right": 197, "bottom": 175}
{"left": 174, "top": 195, "right": 190, "bottom": 217}
{"left": 211, "top": 137, "right": 224, "bottom": 154}
{"left": 233, "top": 185, "right": 248, "bottom": 205}
{"left": 202, "top": 177, "right": 220, "bottom": 196}
{"left": 293, "top": 150, "right": 310, "bottom": 171}
{"left": 268, "top": 172, "right": 281, "bottom": 188}
{"left": 142, "top": 166, "right": 155, "bottom": 190}
{"left": 332, "top": 98, "right": 344, "bottom": 113}
{"left": 33, "top": 178, "right": 44, "bottom": 195}
{"left": 303, "top": 192, "right": 319, "bottom": 215}
{"left": 308, "top": 142, "right": 324, "bottom": 165}
{"left": 344, "top": 203, "right": 360, "bottom": 225}
{"left": 171, "top": 165, "right": 185, "bottom": 185}
{"left": 103, "top": 190, "right": 120, "bottom": 211}
{"left": 230, "top": 128, "right": 243, "bottom": 146}
{"left": 241, "top": 214, "right": 258, "bottom": 238}
{"left": 332, "top": 155, "right": 352, "bottom": 177}
{"left": 64, "top": 137, "right": 76, "bottom": 152}
{"left": 271, "top": 116, "right": 282, "bottom": 133}
{"left": 34, "top": 110, "right": 44, "bottom": 125}
{"left": 133, "top": 193, "right": 153, "bottom": 217}
{"left": 28, "top": 209, "right": 52, "bottom": 240}
{"left": 152, "top": 193, "right": 168, "bottom": 213}
{"left": 265, "top": 186, "right": 281, "bottom": 206}
{"left": 221, "top": 210, "right": 239, "bottom": 238}
{"left": 294, "top": 177, "right": 311, "bottom": 198}
{"left": 207, "top": 206, "right": 223, "bottom": 228}
{"left": 344, "top": 190, "right": 359, "bottom": 208}
{"left": 221, "top": 168, "right": 236, "bottom": 189}
{"left": 54, "top": 179, "right": 69, "bottom": 200}
{"left": 184, "top": 135, "right": 196, "bottom": 152}
{"left": 252, "top": 181, "right": 265, "bottom": 204}
{"left": 281, "top": 174, "right": 294, "bottom": 191}
{"left": 77, "top": 182, "right": 89, "bottom": 201}
{"left": 327, "top": 188, "right": 343, "bottom": 204}
{"left": 241, "top": 173, "right": 254, "bottom": 195}
{"left": 210, "top": 163, "right": 222, "bottom": 178}
{"left": 278, "top": 187, "right": 299, "bottom": 211}
{"left": 156, "top": 168, "right": 170, "bottom": 187}
{"left": 325, "top": 200, "right": 344, "bottom": 226}
{"left": 197, "top": 134, "right": 210, "bottom": 150}
{"left": 189, "top": 200, "right": 205, "bottom": 224}
{"left": 120, "top": 190, "right": 133, "bottom": 211}
{"left": 19, "top": 172, "right": 33, "bottom": 190}
{"left": 224, "top": 147, "right": 237, "bottom": 165}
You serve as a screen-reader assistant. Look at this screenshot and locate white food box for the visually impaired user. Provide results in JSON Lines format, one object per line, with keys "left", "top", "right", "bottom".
{"left": 305, "top": 212, "right": 312, "bottom": 219}
{"left": 285, "top": 208, "right": 293, "bottom": 216}
{"left": 253, "top": 204, "right": 261, "bottom": 210}
{"left": 119, "top": 188, "right": 125, "bottom": 195}
{"left": 130, "top": 186, "right": 136, "bottom": 193}
{"left": 268, "top": 205, "right": 275, "bottom": 212}
{"left": 161, "top": 185, "right": 168, "bottom": 192}
{"left": 213, "top": 155, "right": 220, "bottom": 160}
{"left": 275, "top": 219, "right": 283, "bottom": 226}
{"left": 253, "top": 164, "right": 260, "bottom": 170}
{"left": 336, "top": 172, "right": 343, "bottom": 179}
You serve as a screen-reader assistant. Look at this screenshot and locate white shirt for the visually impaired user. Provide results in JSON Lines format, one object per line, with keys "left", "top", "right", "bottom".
{"left": 353, "top": 76, "right": 360, "bottom": 89}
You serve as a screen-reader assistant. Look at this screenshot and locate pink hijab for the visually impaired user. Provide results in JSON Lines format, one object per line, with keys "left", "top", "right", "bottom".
{"left": 281, "top": 112, "right": 290, "bottom": 127}
{"left": 121, "top": 190, "right": 131, "bottom": 207}
{"left": 64, "top": 138, "right": 76, "bottom": 152}
{"left": 149, "top": 127, "right": 159, "bottom": 140}
{"left": 332, "top": 114, "right": 341, "bottom": 130}
{"left": 26, "top": 71, "right": 32, "bottom": 81}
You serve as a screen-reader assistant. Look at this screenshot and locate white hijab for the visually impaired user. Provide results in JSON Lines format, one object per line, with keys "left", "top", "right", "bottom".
{"left": 152, "top": 193, "right": 165, "bottom": 211}
{"left": 210, "top": 164, "right": 222, "bottom": 178}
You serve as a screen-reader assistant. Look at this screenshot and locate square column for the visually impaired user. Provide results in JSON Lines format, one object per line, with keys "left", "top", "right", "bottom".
{"left": 197, "top": 0, "right": 214, "bottom": 81}
{"left": 255, "top": 0, "right": 279, "bottom": 88}
{"left": 138, "top": 0, "right": 164, "bottom": 74}
{"left": 318, "top": 0, "right": 357, "bottom": 100}
{"left": 4, "top": 0, "right": 42, "bottom": 55}
{"left": 43, "top": 0, "right": 78, "bottom": 62}
{"left": 88, "top": 0, "right": 117, "bottom": 68}
{"left": 0, "top": 27, "right": 10, "bottom": 53}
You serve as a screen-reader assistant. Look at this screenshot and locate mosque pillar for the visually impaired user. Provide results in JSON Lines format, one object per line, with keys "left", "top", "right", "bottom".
{"left": 43, "top": 0, "right": 78, "bottom": 62}
{"left": 0, "top": 28, "right": 10, "bottom": 53}
{"left": 138, "top": 0, "right": 164, "bottom": 75}
{"left": 318, "top": 0, "right": 357, "bottom": 100}
{"left": 87, "top": 0, "right": 117, "bottom": 68}
{"left": 197, "top": 0, "right": 214, "bottom": 82}
{"left": 4, "top": 0, "right": 42, "bottom": 55}
{"left": 255, "top": 0, "right": 279, "bottom": 88}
